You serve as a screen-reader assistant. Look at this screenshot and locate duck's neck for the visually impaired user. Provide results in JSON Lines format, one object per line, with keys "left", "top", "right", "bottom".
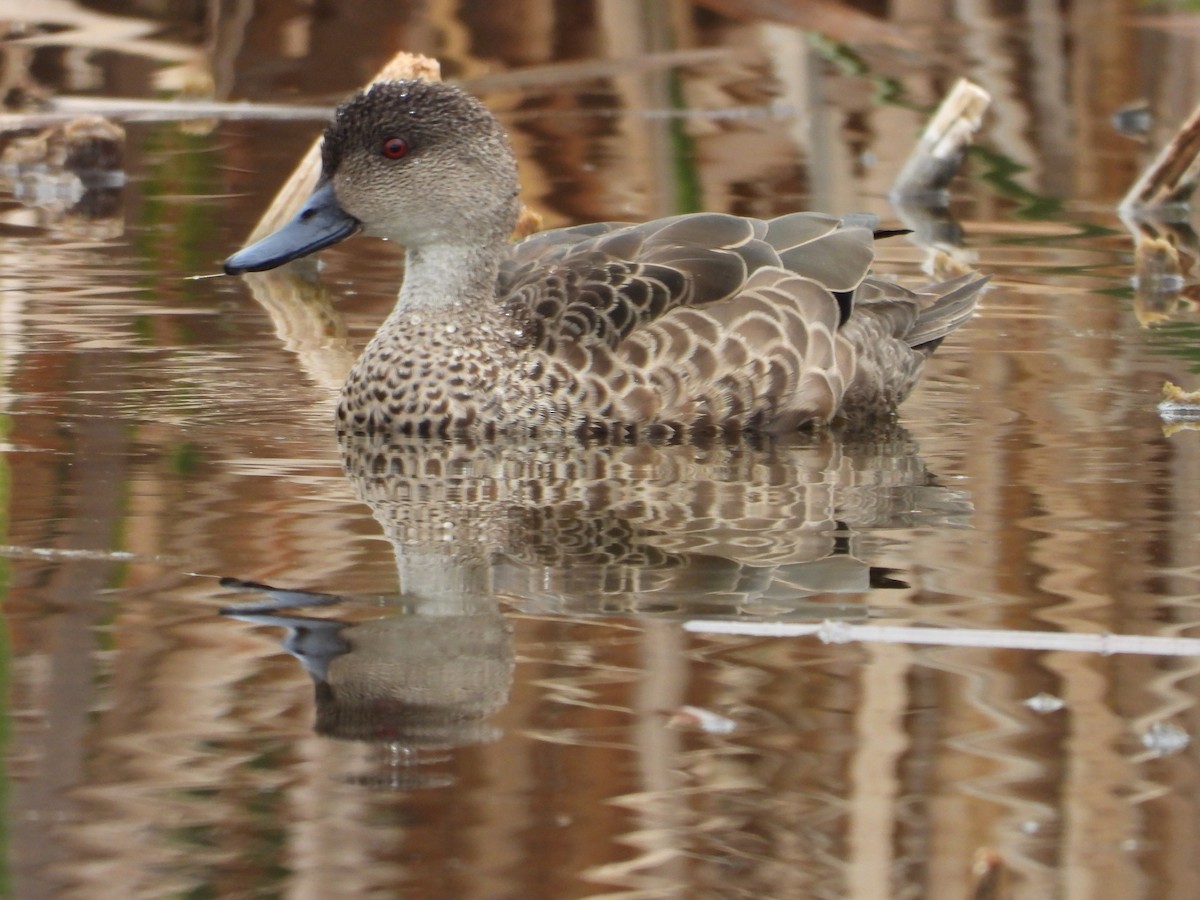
{"left": 395, "top": 238, "right": 506, "bottom": 313}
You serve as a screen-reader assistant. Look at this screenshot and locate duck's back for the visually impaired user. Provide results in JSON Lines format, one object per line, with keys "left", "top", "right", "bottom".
{"left": 492, "top": 212, "right": 982, "bottom": 437}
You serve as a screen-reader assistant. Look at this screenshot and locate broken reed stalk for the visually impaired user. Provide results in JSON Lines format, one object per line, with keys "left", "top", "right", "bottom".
{"left": 890, "top": 78, "right": 991, "bottom": 198}
{"left": 1120, "top": 100, "right": 1200, "bottom": 213}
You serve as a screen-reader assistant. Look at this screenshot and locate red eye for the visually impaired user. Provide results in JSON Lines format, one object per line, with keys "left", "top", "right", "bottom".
{"left": 382, "top": 136, "right": 408, "bottom": 159}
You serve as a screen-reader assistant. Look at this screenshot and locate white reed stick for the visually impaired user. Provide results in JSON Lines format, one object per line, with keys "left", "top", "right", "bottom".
{"left": 683, "top": 619, "right": 1200, "bottom": 657}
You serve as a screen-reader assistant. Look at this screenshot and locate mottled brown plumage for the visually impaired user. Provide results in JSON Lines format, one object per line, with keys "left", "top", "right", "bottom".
{"left": 225, "top": 79, "right": 986, "bottom": 438}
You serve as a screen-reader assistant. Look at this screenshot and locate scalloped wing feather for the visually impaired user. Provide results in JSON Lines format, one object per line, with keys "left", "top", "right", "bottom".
{"left": 500, "top": 211, "right": 875, "bottom": 351}
{"left": 502, "top": 213, "right": 778, "bottom": 349}
{"left": 492, "top": 213, "right": 986, "bottom": 432}
{"left": 539, "top": 269, "right": 853, "bottom": 432}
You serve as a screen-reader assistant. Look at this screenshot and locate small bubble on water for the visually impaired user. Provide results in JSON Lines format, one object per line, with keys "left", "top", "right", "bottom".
{"left": 1141, "top": 721, "right": 1190, "bottom": 757}
{"left": 1024, "top": 692, "right": 1065, "bottom": 714}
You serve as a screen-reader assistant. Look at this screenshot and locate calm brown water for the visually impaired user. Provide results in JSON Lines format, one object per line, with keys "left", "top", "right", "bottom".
{"left": 6, "top": 2, "right": 1200, "bottom": 898}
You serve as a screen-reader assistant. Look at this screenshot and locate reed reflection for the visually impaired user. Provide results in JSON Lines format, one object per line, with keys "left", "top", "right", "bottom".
{"left": 0, "top": 113, "right": 126, "bottom": 238}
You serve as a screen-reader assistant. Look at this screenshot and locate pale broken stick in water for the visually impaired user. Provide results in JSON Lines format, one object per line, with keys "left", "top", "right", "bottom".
{"left": 889, "top": 78, "right": 990, "bottom": 281}
{"left": 890, "top": 77, "right": 991, "bottom": 199}
{"left": 683, "top": 619, "right": 1200, "bottom": 657}
{"left": 1120, "top": 99, "right": 1200, "bottom": 212}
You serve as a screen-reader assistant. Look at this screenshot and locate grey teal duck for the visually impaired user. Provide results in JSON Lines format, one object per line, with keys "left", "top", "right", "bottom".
{"left": 225, "top": 79, "right": 987, "bottom": 439}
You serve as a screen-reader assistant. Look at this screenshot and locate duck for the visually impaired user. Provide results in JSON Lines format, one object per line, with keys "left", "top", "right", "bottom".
{"left": 224, "top": 79, "right": 986, "bottom": 439}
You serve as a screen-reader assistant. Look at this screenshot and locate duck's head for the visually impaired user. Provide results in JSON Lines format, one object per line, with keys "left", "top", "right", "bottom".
{"left": 224, "top": 80, "right": 520, "bottom": 275}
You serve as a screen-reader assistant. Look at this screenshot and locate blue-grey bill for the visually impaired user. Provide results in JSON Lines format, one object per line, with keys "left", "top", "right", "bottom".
{"left": 224, "top": 181, "right": 360, "bottom": 275}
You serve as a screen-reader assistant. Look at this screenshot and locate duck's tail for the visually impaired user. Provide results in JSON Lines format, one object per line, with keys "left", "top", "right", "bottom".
{"left": 907, "top": 274, "right": 989, "bottom": 352}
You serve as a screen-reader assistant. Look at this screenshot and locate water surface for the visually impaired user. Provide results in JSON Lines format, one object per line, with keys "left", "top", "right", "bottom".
{"left": 5, "top": 2, "right": 1200, "bottom": 898}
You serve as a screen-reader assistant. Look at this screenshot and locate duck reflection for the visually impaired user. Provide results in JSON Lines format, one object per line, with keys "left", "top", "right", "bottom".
{"left": 222, "top": 427, "right": 970, "bottom": 784}
{"left": 340, "top": 429, "right": 962, "bottom": 617}
{"left": 221, "top": 576, "right": 511, "bottom": 791}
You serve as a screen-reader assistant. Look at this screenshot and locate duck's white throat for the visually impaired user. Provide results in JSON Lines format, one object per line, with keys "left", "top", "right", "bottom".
{"left": 397, "top": 240, "right": 505, "bottom": 311}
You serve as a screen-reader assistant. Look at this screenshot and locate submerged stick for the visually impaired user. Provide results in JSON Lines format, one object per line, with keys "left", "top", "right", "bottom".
{"left": 1120, "top": 100, "right": 1200, "bottom": 212}
{"left": 684, "top": 618, "right": 1200, "bottom": 657}
{"left": 890, "top": 78, "right": 991, "bottom": 198}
